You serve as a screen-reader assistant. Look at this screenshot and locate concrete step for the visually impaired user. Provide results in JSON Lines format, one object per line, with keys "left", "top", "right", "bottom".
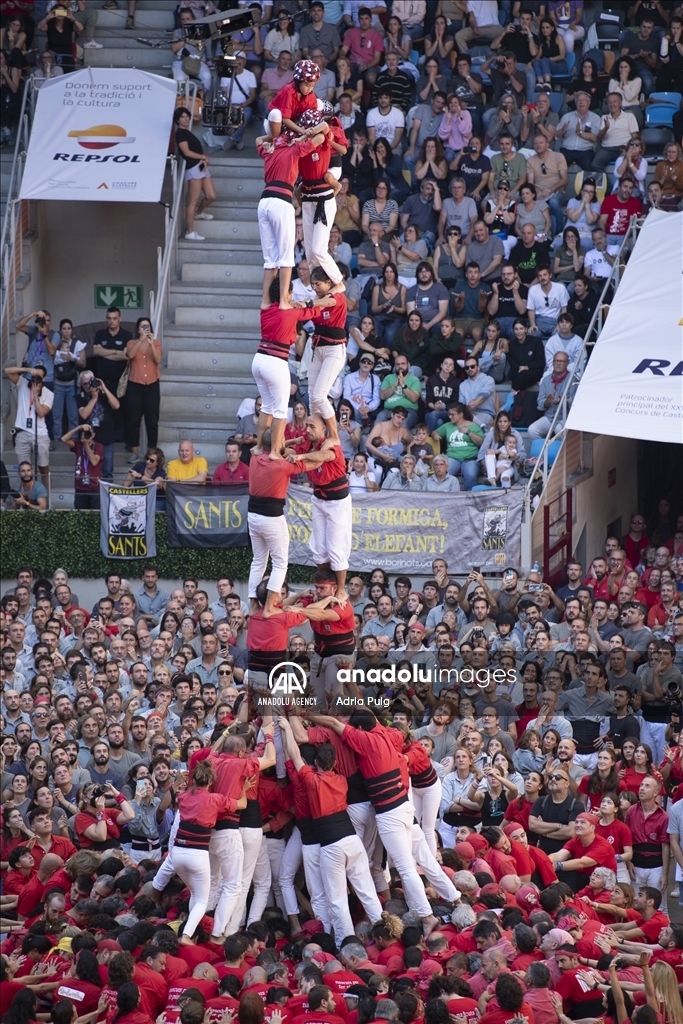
{"left": 197, "top": 204, "right": 258, "bottom": 221}
{"left": 186, "top": 218, "right": 261, "bottom": 242}
{"left": 158, "top": 424, "right": 238, "bottom": 445}
{"left": 180, "top": 262, "right": 264, "bottom": 286}
{"left": 97, "top": 9, "right": 176, "bottom": 30}
{"left": 174, "top": 305, "right": 259, "bottom": 329}
{"left": 177, "top": 242, "right": 263, "bottom": 264}
{"left": 162, "top": 329, "right": 259, "bottom": 352}
{"left": 160, "top": 394, "right": 255, "bottom": 421}
{"left": 168, "top": 284, "right": 261, "bottom": 311}
{"left": 167, "top": 350, "right": 255, "bottom": 374}
{"left": 161, "top": 376, "right": 254, "bottom": 395}
{"left": 84, "top": 48, "right": 173, "bottom": 69}
{"left": 159, "top": 441, "right": 231, "bottom": 466}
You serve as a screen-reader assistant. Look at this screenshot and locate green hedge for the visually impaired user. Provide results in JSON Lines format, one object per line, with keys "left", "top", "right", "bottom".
{"left": 0, "top": 511, "right": 317, "bottom": 582}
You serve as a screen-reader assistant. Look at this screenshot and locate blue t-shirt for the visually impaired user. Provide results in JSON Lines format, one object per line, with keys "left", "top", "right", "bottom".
{"left": 25, "top": 328, "right": 59, "bottom": 383}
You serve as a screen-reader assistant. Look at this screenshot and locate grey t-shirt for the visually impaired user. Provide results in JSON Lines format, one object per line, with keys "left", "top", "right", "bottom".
{"left": 466, "top": 235, "right": 505, "bottom": 282}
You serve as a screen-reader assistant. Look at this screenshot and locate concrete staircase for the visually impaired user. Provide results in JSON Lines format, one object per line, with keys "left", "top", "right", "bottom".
{"left": 77, "top": 0, "right": 179, "bottom": 75}
{"left": 158, "top": 149, "right": 263, "bottom": 469}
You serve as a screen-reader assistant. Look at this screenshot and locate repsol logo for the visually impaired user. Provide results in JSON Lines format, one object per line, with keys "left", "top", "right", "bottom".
{"left": 53, "top": 153, "right": 141, "bottom": 163}
{"left": 632, "top": 359, "right": 683, "bottom": 376}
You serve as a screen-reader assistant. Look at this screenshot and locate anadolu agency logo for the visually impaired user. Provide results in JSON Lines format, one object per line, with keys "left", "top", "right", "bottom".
{"left": 267, "top": 663, "right": 316, "bottom": 706}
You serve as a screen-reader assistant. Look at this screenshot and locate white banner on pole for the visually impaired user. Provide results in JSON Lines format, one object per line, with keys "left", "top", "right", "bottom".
{"left": 20, "top": 69, "right": 177, "bottom": 203}
{"left": 565, "top": 210, "right": 683, "bottom": 445}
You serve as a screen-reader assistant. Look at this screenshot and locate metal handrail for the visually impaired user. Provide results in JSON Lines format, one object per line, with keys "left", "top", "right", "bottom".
{"left": 524, "top": 215, "right": 641, "bottom": 504}
{"left": 0, "top": 75, "right": 34, "bottom": 331}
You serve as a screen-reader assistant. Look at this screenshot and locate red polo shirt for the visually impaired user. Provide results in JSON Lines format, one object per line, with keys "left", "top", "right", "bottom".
{"left": 561, "top": 834, "right": 617, "bottom": 874}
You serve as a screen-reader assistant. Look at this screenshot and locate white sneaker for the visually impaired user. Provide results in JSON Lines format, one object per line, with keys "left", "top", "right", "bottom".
{"left": 185, "top": 231, "right": 205, "bottom": 241}
{"left": 671, "top": 886, "right": 680, "bottom": 897}
{"left": 83, "top": 39, "right": 103, "bottom": 48}
{"left": 194, "top": 212, "right": 214, "bottom": 220}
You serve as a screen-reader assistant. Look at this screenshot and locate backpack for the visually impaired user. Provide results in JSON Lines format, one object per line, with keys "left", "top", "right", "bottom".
{"left": 510, "top": 389, "right": 543, "bottom": 428}
{"left": 53, "top": 339, "right": 79, "bottom": 384}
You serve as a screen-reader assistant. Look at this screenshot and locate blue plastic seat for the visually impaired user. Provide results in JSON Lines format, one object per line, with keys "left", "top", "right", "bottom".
{"left": 649, "top": 92, "right": 682, "bottom": 107}
{"left": 530, "top": 438, "right": 562, "bottom": 465}
{"left": 551, "top": 50, "right": 576, "bottom": 86}
{"left": 530, "top": 91, "right": 564, "bottom": 115}
{"left": 645, "top": 104, "right": 675, "bottom": 128}
{"left": 471, "top": 485, "right": 493, "bottom": 490}
{"left": 409, "top": 49, "right": 419, "bottom": 67}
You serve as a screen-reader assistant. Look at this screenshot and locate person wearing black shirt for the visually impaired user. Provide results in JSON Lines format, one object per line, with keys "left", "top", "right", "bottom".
{"left": 567, "top": 276, "right": 598, "bottom": 337}
{"left": 487, "top": 263, "right": 528, "bottom": 339}
{"left": 529, "top": 769, "right": 582, "bottom": 856}
{"left": 93, "top": 306, "right": 132, "bottom": 391}
{"left": 451, "top": 55, "right": 485, "bottom": 134}
{"left": 506, "top": 320, "right": 545, "bottom": 390}
{"left": 425, "top": 356, "right": 460, "bottom": 431}
{"left": 342, "top": 129, "right": 375, "bottom": 204}
{"left": 38, "top": 7, "right": 82, "bottom": 72}
{"left": 76, "top": 371, "right": 120, "bottom": 482}
{"left": 509, "top": 223, "right": 551, "bottom": 285}
{"left": 175, "top": 106, "right": 216, "bottom": 241}
{"left": 605, "top": 685, "right": 641, "bottom": 757}
{"left": 489, "top": 12, "right": 539, "bottom": 100}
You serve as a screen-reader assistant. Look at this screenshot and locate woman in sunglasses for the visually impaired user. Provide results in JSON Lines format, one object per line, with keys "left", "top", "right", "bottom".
{"left": 123, "top": 447, "right": 166, "bottom": 510}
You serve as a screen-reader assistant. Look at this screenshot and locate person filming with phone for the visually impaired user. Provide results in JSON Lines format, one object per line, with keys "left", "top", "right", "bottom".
{"left": 124, "top": 316, "right": 162, "bottom": 465}
{"left": 61, "top": 423, "right": 104, "bottom": 510}
{"left": 76, "top": 369, "right": 120, "bottom": 482}
{"left": 4, "top": 362, "right": 53, "bottom": 490}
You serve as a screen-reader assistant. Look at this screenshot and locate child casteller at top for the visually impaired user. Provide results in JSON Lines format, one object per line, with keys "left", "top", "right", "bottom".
{"left": 266, "top": 58, "right": 323, "bottom": 138}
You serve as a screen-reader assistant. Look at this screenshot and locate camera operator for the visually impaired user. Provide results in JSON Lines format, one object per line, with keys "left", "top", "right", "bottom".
{"left": 13, "top": 461, "right": 49, "bottom": 511}
{"left": 62, "top": 424, "right": 104, "bottom": 510}
{"left": 3, "top": 363, "right": 54, "bottom": 489}
{"left": 16, "top": 308, "right": 60, "bottom": 441}
{"left": 77, "top": 370, "right": 120, "bottom": 482}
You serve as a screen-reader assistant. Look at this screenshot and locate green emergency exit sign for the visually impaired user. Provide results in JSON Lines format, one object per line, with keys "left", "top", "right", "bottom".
{"left": 94, "top": 284, "right": 143, "bottom": 309}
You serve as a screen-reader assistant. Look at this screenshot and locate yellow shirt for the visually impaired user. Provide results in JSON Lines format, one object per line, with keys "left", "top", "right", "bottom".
{"left": 166, "top": 456, "right": 208, "bottom": 481}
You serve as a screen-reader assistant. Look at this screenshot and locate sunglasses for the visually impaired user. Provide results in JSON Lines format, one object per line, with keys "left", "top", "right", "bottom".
{"left": 541, "top": 163, "right": 547, "bottom": 174}
{"left": 466, "top": 364, "right": 477, "bottom": 370}
{"left": 217, "top": 669, "right": 233, "bottom": 676}
{"left": 548, "top": 773, "right": 567, "bottom": 781}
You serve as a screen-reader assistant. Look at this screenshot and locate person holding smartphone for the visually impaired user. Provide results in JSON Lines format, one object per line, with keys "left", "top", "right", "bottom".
{"left": 124, "top": 316, "right": 162, "bottom": 465}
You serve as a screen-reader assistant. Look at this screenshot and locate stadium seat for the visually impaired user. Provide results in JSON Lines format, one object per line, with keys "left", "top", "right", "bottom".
{"left": 649, "top": 92, "right": 682, "bottom": 107}
{"left": 640, "top": 126, "right": 675, "bottom": 156}
{"left": 530, "top": 91, "right": 565, "bottom": 115}
{"left": 551, "top": 50, "right": 576, "bottom": 87}
{"left": 596, "top": 22, "right": 622, "bottom": 48}
{"left": 574, "top": 171, "right": 607, "bottom": 202}
{"left": 471, "top": 485, "right": 493, "bottom": 490}
{"left": 409, "top": 50, "right": 419, "bottom": 68}
{"left": 645, "top": 104, "right": 676, "bottom": 127}
{"left": 530, "top": 438, "right": 562, "bottom": 466}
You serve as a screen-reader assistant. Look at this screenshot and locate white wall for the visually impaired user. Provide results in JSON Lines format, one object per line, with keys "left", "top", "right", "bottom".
{"left": 573, "top": 434, "right": 639, "bottom": 561}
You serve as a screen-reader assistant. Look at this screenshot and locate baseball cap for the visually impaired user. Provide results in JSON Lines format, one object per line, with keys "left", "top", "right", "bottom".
{"left": 454, "top": 841, "right": 475, "bottom": 862}
{"left": 503, "top": 823, "right": 524, "bottom": 839}
{"left": 480, "top": 882, "right": 504, "bottom": 897}
{"left": 301, "top": 919, "right": 324, "bottom": 937}
{"left": 360, "top": 353, "right": 375, "bottom": 363}
{"left": 98, "top": 939, "right": 122, "bottom": 952}
{"left": 516, "top": 884, "right": 541, "bottom": 911}
{"left": 467, "top": 833, "right": 489, "bottom": 853}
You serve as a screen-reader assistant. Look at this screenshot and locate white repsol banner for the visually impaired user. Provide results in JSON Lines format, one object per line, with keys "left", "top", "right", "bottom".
{"left": 20, "top": 69, "right": 176, "bottom": 203}
{"left": 566, "top": 210, "right": 683, "bottom": 445}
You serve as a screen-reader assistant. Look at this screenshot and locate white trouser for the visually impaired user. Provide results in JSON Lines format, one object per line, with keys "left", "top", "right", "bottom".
{"left": 251, "top": 352, "right": 291, "bottom": 419}
{"left": 129, "top": 845, "right": 161, "bottom": 864}
{"left": 279, "top": 826, "right": 303, "bottom": 916}
{"left": 301, "top": 196, "right": 343, "bottom": 283}
{"left": 634, "top": 865, "right": 666, "bottom": 913}
{"left": 308, "top": 344, "right": 347, "bottom": 421}
{"left": 258, "top": 196, "right": 296, "bottom": 269}
{"left": 172, "top": 60, "right": 212, "bottom": 92}
{"left": 484, "top": 451, "right": 498, "bottom": 480}
{"left": 302, "top": 842, "right": 331, "bottom": 931}
{"left": 266, "top": 836, "right": 287, "bottom": 914}
{"left": 227, "top": 826, "right": 264, "bottom": 933}
{"left": 348, "top": 801, "right": 389, "bottom": 891}
{"left": 310, "top": 493, "right": 352, "bottom": 571}
{"left": 639, "top": 719, "right": 668, "bottom": 768}
{"left": 557, "top": 24, "right": 585, "bottom": 51}
{"left": 411, "top": 823, "right": 460, "bottom": 902}
{"left": 617, "top": 860, "right": 631, "bottom": 884}
{"left": 171, "top": 846, "right": 212, "bottom": 938}
{"left": 574, "top": 752, "right": 599, "bottom": 772}
{"left": 152, "top": 850, "right": 178, "bottom": 891}
{"left": 209, "top": 827, "right": 244, "bottom": 938}
{"left": 412, "top": 780, "right": 442, "bottom": 858}
{"left": 247, "top": 832, "right": 272, "bottom": 926}
{"left": 320, "top": 834, "right": 384, "bottom": 939}
{"left": 309, "top": 649, "right": 356, "bottom": 706}
{"left": 376, "top": 802, "right": 432, "bottom": 917}
{"left": 247, "top": 511, "right": 289, "bottom": 598}
{"left": 437, "top": 820, "right": 459, "bottom": 849}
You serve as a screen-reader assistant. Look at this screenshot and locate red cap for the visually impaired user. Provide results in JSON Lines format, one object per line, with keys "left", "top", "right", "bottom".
{"left": 576, "top": 813, "right": 599, "bottom": 827}
{"left": 455, "top": 841, "right": 475, "bottom": 862}
{"left": 98, "top": 939, "right": 123, "bottom": 952}
{"left": 503, "top": 823, "right": 523, "bottom": 839}
{"left": 199, "top": 915, "right": 214, "bottom": 933}
{"left": 300, "top": 919, "right": 324, "bottom": 937}
{"left": 480, "top": 882, "right": 503, "bottom": 896}
{"left": 468, "top": 833, "right": 489, "bottom": 852}
{"left": 34, "top": 696, "right": 50, "bottom": 706}
{"left": 408, "top": 622, "right": 426, "bottom": 632}
{"left": 516, "top": 885, "right": 541, "bottom": 910}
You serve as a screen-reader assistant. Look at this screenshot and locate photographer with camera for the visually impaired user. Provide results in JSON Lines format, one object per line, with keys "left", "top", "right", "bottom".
{"left": 74, "top": 780, "right": 135, "bottom": 852}
{"left": 4, "top": 363, "right": 54, "bottom": 490}
{"left": 76, "top": 370, "right": 120, "bottom": 482}
{"left": 13, "top": 461, "right": 49, "bottom": 511}
{"left": 61, "top": 423, "right": 104, "bottom": 510}
{"left": 16, "top": 308, "right": 60, "bottom": 439}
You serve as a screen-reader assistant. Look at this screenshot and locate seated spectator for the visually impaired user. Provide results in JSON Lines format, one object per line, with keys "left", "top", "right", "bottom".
{"left": 567, "top": 275, "right": 599, "bottom": 336}
{"left": 170, "top": 8, "right": 211, "bottom": 92}
{"left": 299, "top": 1, "right": 341, "bottom": 62}
{"left": 361, "top": 179, "right": 400, "bottom": 236}
{"left": 613, "top": 138, "right": 647, "bottom": 196}
{"left": 487, "top": 96, "right": 524, "bottom": 153}
{"left": 556, "top": 92, "right": 601, "bottom": 175}
{"left": 366, "top": 90, "right": 406, "bottom": 153}
{"left": 357, "top": 222, "right": 392, "bottom": 292}
{"left": 384, "top": 13, "right": 413, "bottom": 63}
{"left": 565, "top": 177, "right": 601, "bottom": 242}
{"left": 553, "top": 226, "right": 586, "bottom": 286}
{"left": 452, "top": 138, "right": 491, "bottom": 205}
{"left": 376, "top": 356, "right": 422, "bottom": 428}
{"left": 526, "top": 265, "right": 569, "bottom": 337}
{"left": 335, "top": 174, "right": 363, "bottom": 245}
{"left": 372, "top": 50, "right": 414, "bottom": 113}
{"left": 544, "top": 313, "right": 583, "bottom": 373}
{"left": 284, "top": 399, "right": 310, "bottom": 453}
{"left": 429, "top": 315, "right": 466, "bottom": 373}
{"left": 526, "top": 133, "right": 569, "bottom": 237}
{"left": 414, "top": 136, "right": 449, "bottom": 193}
{"left": 392, "top": 310, "right": 430, "bottom": 378}
{"left": 382, "top": 453, "right": 424, "bottom": 491}
{"left": 490, "top": 134, "right": 527, "bottom": 197}
{"left": 339, "top": 6, "right": 385, "bottom": 89}
{"left": 348, "top": 451, "right": 379, "bottom": 492}
{"left": 466, "top": 220, "right": 505, "bottom": 284}
{"left": 481, "top": 50, "right": 529, "bottom": 126}
{"left": 423, "top": 453, "right": 461, "bottom": 491}
{"left": 11, "top": 461, "right": 48, "bottom": 511}
{"left": 371, "top": 262, "right": 407, "bottom": 342}
{"left": 335, "top": 57, "right": 362, "bottom": 106}
{"left": 343, "top": 353, "right": 381, "bottom": 427}
{"left": 335, "top": 92, "right": 364, "bottom": 136}
{"left": 343, "top": 130, "right": 375, "bottom": 205}
{"left": 431, "top": 401, "right": 484, "bottom": 490}
{"left": 366, "top": 407, "right": 414, "bottom": 472}
{"left": 477, "top": 410, "right": 526, "bottom": 483}
{"left": 263, "top": 11, "right": 299, "bottom": 66}
{"left": 515, "top": 182, "right": 551, "bottom": 239}
{"left": 370, "top": 137, "right": 411, "bottom": 203}
{"left": 531, "top": 17, "right": 568, "bottom": 92}
{"left": 439, "top": 176, "right": 478, "bottom": 246}
{"left": 482, "top": 181, "right": 517, "bottom": 253}
{"left": 425, "top": 356, "right": 460, "bottom": 431}
{"left": 61, "top": 424, "right": 103, "bottom": 510}
{"left": 406, "top": 263, "right": 450, "bottom": 338}
{"left": 401, "top": 179, "right": 442, "bottom": 247}
{"left": 166, "top": 440, "right": 208, "bottom": 485}
{"left": 258, "top": 50, "right": 293, "bottom": 117}
{"left": 438, "top": 94, "right": 473, "bottom": 163}
{"left": 328, "top": 225, "right": 352, "bottom": 269}
{"left": 348, "top": 314, "right": 391, "bottom": 370}
{"left": 336, "top": 399, "right": 362, "bottom": 460}
{"left": 451, "top": 263, "right": 490, "bottom": 345}
{"left": 608, "top": 56, "right": 644, "bottom": 128}
{"left": 654, "top": 142, "right": 683, "bottom": 210}
{"left": 599, "top": 176, "right": 642, "bottom": 245}
{"left": 458, "top": 354, "right": 496, "bottom": 428}
{"left": 433, "top": 225, "right": 467, "bottom": 290}
{"left": 506, "top": 320, "right": 546, "bottom": 390}
{"left": 487, "top": 262, "right": 528, "bottom": 339}
{"left": 404, "top": 93, "right": 447, "bottom": 179}
{"left": 509, "top": 222, "right": 551, "bottom": 285}
{"left": 527, "top": 352, "right": 571, "bottom": 443}
{"left": 212, "top": 439, "right": 249, "bottom": 484}
{"left": 234, "top": 395, "right": 261, "bottom": 449}
{"left": 593, "top": 93, "right": 639, "bottom": 174}
{"left": 33, "top": 49, "right": 64, "bottom": 87}
{"left": 548, "top": 0, "right": 585, "bottom": 54}
{"left": 450, "top": 54, "right": 486, "bottom": 135}
{"left": 122, "top": 449, "right": 167, "bottom": 509}
{"left": 417, "top": 55, "right": 451, "bottom": 103}
{"left": 619, "top": 15, "right": 658, "bottom": 96}
{"left": 470, "top": 320, "right": 509, "bottom": 383}
{"left": 390, "top": 224, "right": 429, "bottom": 288}
{"left": 583, "top": 227, "right": 619, "bottom": 280}
{"left": 520, "top": 91, "right": 559, "bottom": 149}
